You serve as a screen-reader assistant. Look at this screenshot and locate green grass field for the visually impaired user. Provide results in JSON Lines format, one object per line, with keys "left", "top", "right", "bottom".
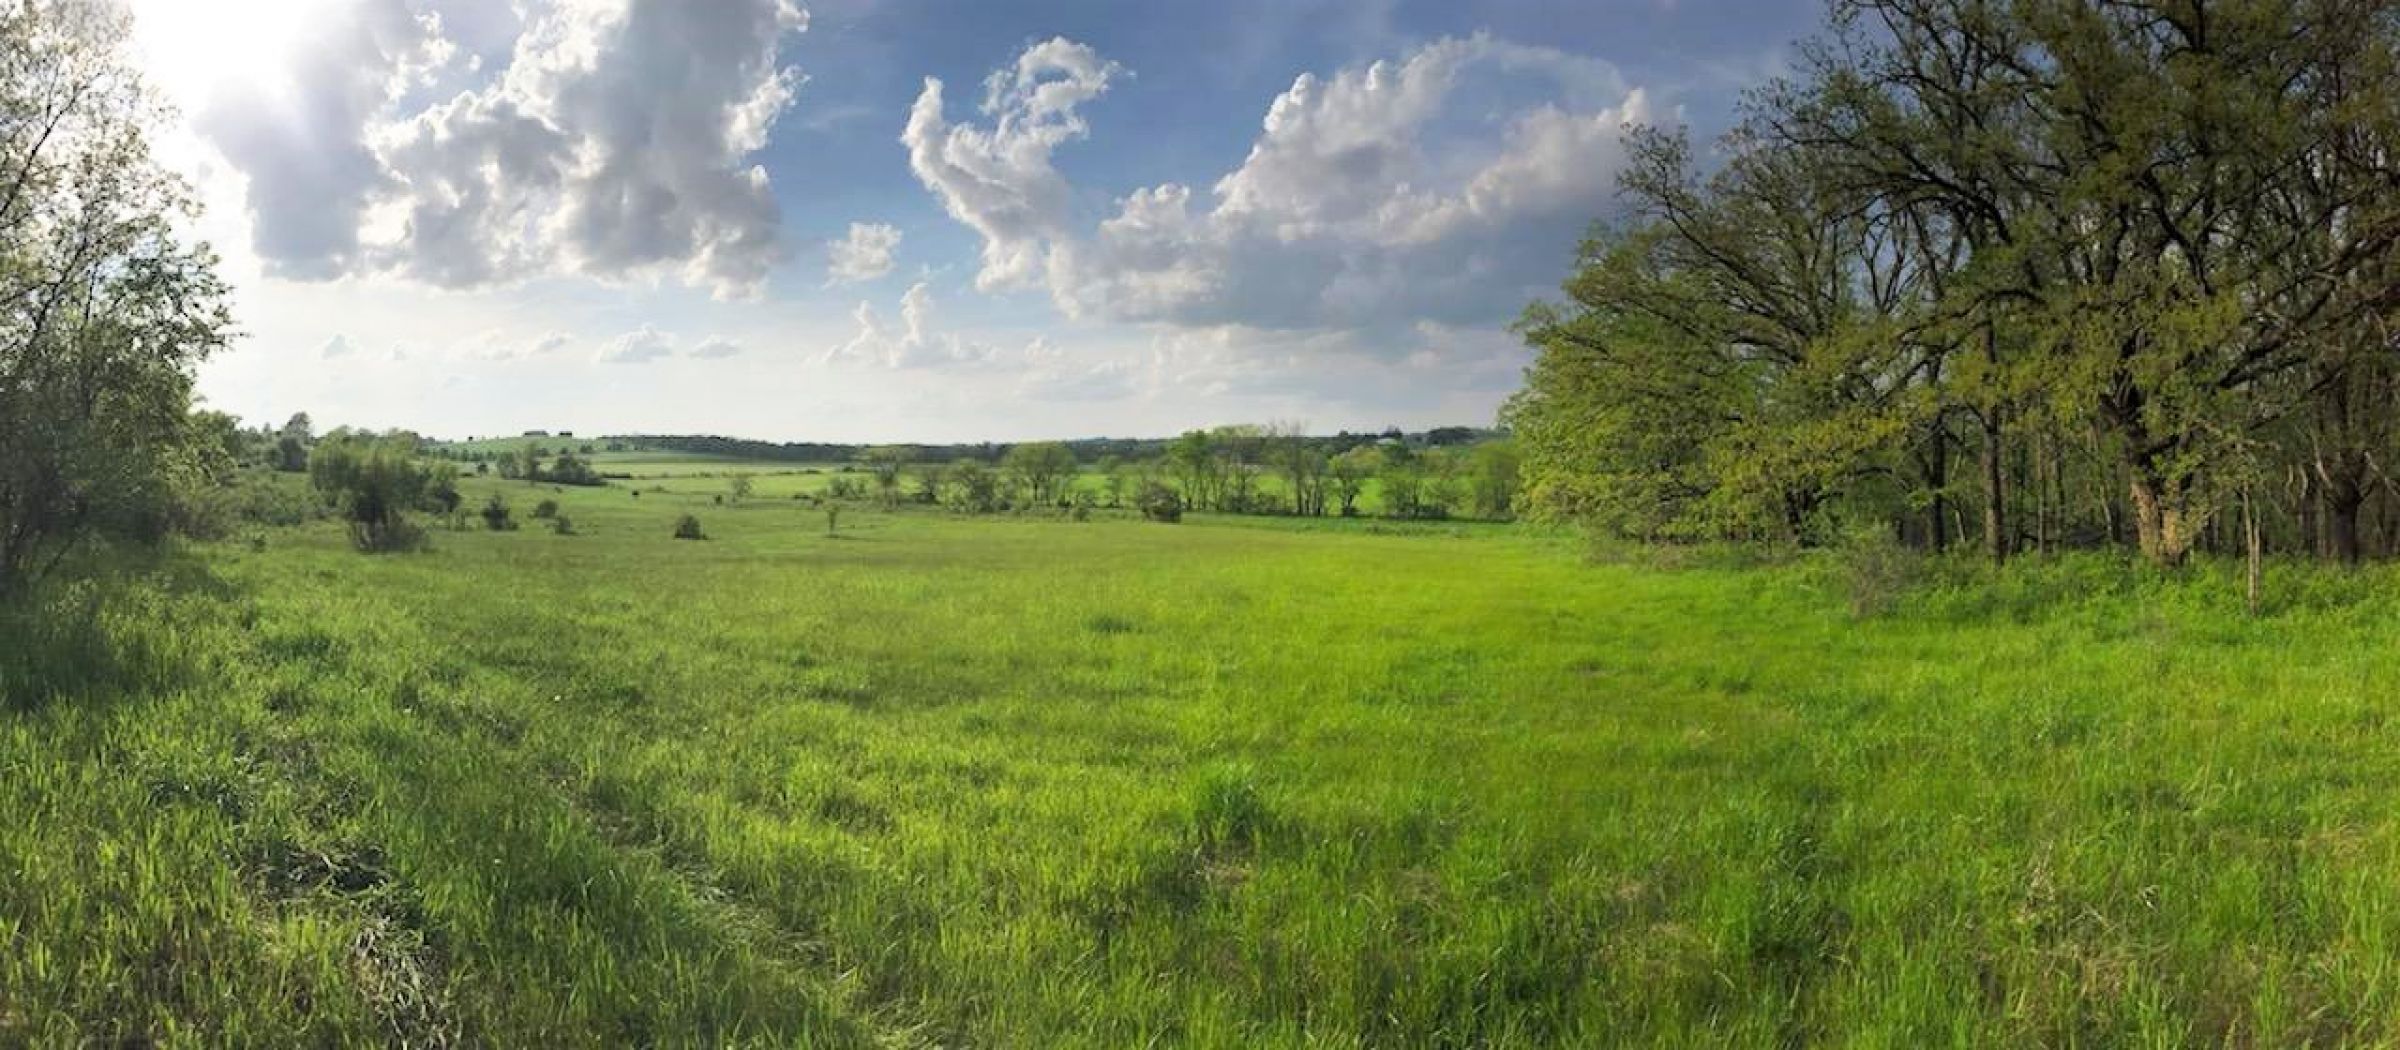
{"left": 7, "top": 476, "right": 2400, "bottom": 1045}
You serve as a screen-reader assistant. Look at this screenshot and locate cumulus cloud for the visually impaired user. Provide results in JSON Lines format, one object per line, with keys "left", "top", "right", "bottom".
{"left": 823, "top": 281, "right": 999, "bottom": 369}
{"left": 688, "top": 335, "right": 744, "bottom": 359}
{"left": 461, "top": 330, "right": 572, "bottom": 361}
{"left": 200, "top": 0, "right": 810, "bottom": 297}
{"left": 903, "top": 37, "right": 1121, "bottom": 292}
{"left": 198, "top": 1, "right": 457, "bottom": 279}
{"left": 594, "top": 325, "right": 741, "bottom": 363}
{"left": 905, "top": 33, "right": 1647, "bottom": 336}
{"left": 596, "top": 324, "right": 676, "bottom": 364}
{"left": 824, "top": 222, "right": 902, "bottom": 284}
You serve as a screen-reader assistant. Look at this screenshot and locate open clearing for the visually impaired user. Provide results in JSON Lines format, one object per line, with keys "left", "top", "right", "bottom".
{"left": 7, "top": 477, "right": 2400, "bottom": 1046}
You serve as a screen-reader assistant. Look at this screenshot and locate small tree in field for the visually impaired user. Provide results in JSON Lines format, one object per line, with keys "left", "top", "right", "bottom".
{"left": 727, "top": 473, "right": 754, "bottom": 502}
{"left": 1138, "top": 482, "right": 1183, "bottom": 523}
{"left": 1004, "top": 442, "right": 1077, "bottom": 506}
{"left": 673, "top": 514, "right": 705, "bottom": 540}
{"left": 309, "top": 438, "right": 433, "bottom": 552}
{"left": 480, "top": 495, "right": 515, "bottom": 531}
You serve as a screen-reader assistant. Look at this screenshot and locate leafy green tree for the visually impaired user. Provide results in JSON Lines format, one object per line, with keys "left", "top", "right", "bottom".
{"left": 945, "top": 458, "right": 1000, "bottom": 513}
{"left": 308, "top": 438, "right": 435, "bottom": 552}
{"left": 860, "top": 446, "right": 914, "bottom": 506}
{"left": 0, "top": 2, "right": 234, "bottom": 591}
{"left": 1003, "top": 442, "right": 1077, "bottom": 507}
{"left": 1467, "top": 441, "right": 1521, "bottom": 520}
{"left": 1328, "top": 446, "right": 1378, "bottom": 517}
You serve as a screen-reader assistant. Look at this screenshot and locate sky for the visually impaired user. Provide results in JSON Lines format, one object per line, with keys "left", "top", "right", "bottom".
{"left": 124, "top": 0, "right": 1819, "bottom": 442}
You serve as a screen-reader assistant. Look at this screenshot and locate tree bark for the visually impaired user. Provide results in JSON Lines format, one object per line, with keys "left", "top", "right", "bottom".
{"left": 1981, "top": 407, "right": 2007, "bottom": 565}
{"left": 1925, "top": 420, "right": 1950, "bottom": 553}
{"left": 2324, "top": 469, "right": 2366, "bottom": 567}
{"left": 2128, "top": 470, "right": 2197, "bottom": 568}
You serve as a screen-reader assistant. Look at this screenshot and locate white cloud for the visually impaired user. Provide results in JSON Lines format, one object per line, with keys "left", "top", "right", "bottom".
{"left": 688, "top": 335, "right": 744, "bottom": 359}
{"left": 824, "top": 281, "right": 998, "bottom": 369}
{"left": 903, "top": 37, "right": 1121, "bottom": 293}
{"left": 460, "top": 329, "right": 572, "bottom": 361}
{"left": 597, "top": 324, "right": 677, "bottom": 364}
{"left": 594, "top": 325, "right": 742, "bottom": 363}
{"left": 825, "top": 222, "right": 902, "bottom": 284}
{"left": 195, "top": 0, "right": 810, "bottom": 297}
{"left": 906, "top": 33, "right": 1647, "bottom": 336}
{"left": 320, "top": 334, "right": 358, "bottom": 358}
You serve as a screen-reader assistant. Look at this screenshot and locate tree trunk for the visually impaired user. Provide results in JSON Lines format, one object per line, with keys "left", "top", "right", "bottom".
{"left": 2128, "top": 470, "right": 2197, "bottom": 568}
{"left": 2325, "top": 470, "right": 2366, "bottom": 567}
{"left": 2244, "top": 487, "right": 2263, "bottom": 617}
{"left": 1981, "top": 408, "right": 2007, "bottom": 565}
{"left": 1925, "top": 422, "right": 1950, "bottom": 553}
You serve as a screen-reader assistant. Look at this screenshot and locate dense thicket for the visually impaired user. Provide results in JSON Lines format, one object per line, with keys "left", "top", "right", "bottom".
{"left": 1511, "top": 0, "right": 2400, "bottom": 567}
{"left": 0, "top": 2, "right": 231, "bottom": 592}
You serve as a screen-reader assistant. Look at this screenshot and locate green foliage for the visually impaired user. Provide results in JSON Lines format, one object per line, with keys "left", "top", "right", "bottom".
{"left": 307, "top": 439, "right": 435, "bottom": 553}
{"left": 479, "top": 495, "right": 515, "bottom": 532}
{"left": 0, "top": 3, "right": 234, "bottom": 592}
{"left": 1514, "top": 4, "right": 2400, "bottom": 566}
{"left": 1003, "top": 442, "right": 1077, "bottom": 507}
{"left": 1136, "top": 482, "right": 1183, "bottom": 523}
{"left": 945, "top": 458, "right": 1000, "bottom": 513}
{"left": 672, "top": 514, "right": 704, "bottom": 540}
{"left": 531, "top": 499, "right": 560, "bottom": 520}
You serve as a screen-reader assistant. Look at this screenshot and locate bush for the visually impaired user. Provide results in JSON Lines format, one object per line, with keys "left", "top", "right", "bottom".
{"left": 309, "top": 438, "right": 435, "bottom": 552}
{"left": 1834, "top": 526, "right": 1924, "bottom": 619}
{"left": 673, "top": 514, "right": 705, "bottom": 541}
{"left": 1138, "top": 482, "right": 1183, "bottom": 523}
{"left": 532, "top": 499, "right": 560, "bottom": 520}
{"left": 481, "top": 495, "right": 516, "bottom": 531}
{"left": 550, "top": 515, "right": 575, "bottom": 536}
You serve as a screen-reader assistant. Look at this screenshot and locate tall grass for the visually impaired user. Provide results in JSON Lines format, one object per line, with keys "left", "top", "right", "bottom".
{"left": 7, "top": 477, "right": 2400, "bottom": 1044}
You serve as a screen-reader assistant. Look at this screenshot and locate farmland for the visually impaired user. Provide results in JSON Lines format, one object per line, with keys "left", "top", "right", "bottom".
{"left": 8, "top": 471, "right": 2400, "bottom": 1045}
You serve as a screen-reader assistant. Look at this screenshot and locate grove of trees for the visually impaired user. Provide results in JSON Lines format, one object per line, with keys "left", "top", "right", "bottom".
{"left": 1509, "top": 0, "right": 2400, "bottom": 568}
{"left": 0, "top": 1, "right": 233, "bottom": 593}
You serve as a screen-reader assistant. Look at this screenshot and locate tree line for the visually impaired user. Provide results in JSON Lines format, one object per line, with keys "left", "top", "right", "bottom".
{"left": 1509, "top": 0, "right": 2400, "bottom": 568}
{"left": 822, "top": 427, "right": 1521, "bottom": 522}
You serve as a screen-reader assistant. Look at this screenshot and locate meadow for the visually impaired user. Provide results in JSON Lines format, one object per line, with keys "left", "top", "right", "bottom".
{"left": 7, "top": 472, "right": 2400, "bottom": 1046}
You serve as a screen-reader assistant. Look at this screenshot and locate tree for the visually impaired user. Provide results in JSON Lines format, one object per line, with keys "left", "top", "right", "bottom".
{"left": 1467, "top": 440, "right": 1521, "bottom": 520}
{"left": 1096, "top": 455, "right": 1126, "bottom": 508}
{"left": 0, "top": 2, "right": 234, "bottom": 592}
{"left": 1003, "top": 442, "right": 1077, "bottom": 507}
{"left": 726, "top": 472, "right": 754, "bottom": 502}
{"left": 1328, "top": 446, "right": 1378, "bottom": 517}
{"left": 309, "top": 437, "right": 435, "bottom": 552}
{"left": 859, "top": 445, "right": 914, "bottom": 506}
{"left": 1513, "top": 1, "right": 2400, "bottom": 568}
{"left": 1267, "top": 422, "right": 1328, "bottom": 516}
{"left": 944, "top": 458, "right": 1000, "bottom": 513}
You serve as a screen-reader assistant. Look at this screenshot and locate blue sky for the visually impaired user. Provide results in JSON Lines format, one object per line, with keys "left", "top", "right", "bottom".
{"left": 126, "top": 0, "right": 1816, "bottom": 442}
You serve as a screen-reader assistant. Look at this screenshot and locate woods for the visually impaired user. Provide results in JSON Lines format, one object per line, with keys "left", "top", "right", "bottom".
{"left": 0, "top": 2, "right": 231, "bottom": 592}
{"left": 1511, "top": 0, "right": 2400, "bottom": 567}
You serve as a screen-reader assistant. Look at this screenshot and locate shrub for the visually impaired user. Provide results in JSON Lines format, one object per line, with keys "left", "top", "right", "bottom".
{"left": 1835, "top": 525, "right": 1923, "bottom": 619}
{"left": 550, "top": 515, "right": 575, "bottom": 536}
{"left": 1138, "top": 482, "right": 1183, "bottom": 523}
{"left": 480, "top": 495, "right": 516, "bottom": 531}
{"left": 309, "top": 438, "right": 435, "bottom": 552}
{"left": 673, "top": 514, "right": 705, "bottom": 541}
{"left": 532, "top": 499, "right": 559, "bottom": 520}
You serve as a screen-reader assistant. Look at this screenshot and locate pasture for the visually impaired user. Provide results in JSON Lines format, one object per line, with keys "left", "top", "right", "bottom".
{"left": 6, "top": 476, "right": 2400, "bottom": 1046}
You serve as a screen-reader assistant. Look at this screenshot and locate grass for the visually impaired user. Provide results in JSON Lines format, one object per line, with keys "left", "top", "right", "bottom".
{"left": 7, "top": 476, "right": 2400, "bottom": 1045}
